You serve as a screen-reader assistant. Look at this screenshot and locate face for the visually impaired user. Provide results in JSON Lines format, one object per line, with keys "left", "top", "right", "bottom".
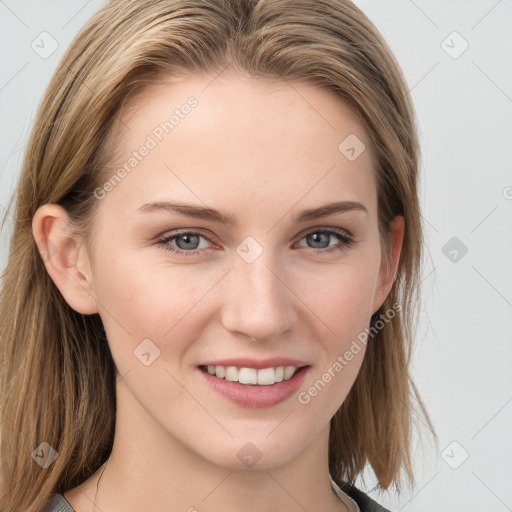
{"left": 35, "top": 73, "right": 403, "bottom": 471}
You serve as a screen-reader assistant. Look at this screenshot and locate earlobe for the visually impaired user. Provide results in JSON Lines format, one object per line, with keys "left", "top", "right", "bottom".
{"left": 371, "top": 215, "right": 405, "bottom": 315}
{"left": 32, "top": 204, "right": 99, "bottom": 315}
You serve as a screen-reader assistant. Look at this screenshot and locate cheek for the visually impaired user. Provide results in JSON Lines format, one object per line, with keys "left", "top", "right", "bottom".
{"left": 91, "top": 255, "right": 210, "bottom": 402}
{"left": 295, "top": 259, "right": 378, "bottom": 340}
{"left": 93, "top": 246, "right": 208, "bottom": 336}
{"left": 293, "top": 265, "right": 377, "bottom": 416}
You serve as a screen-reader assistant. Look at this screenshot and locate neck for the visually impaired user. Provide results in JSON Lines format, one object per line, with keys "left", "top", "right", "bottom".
{"left": 84, "top": 381, "right": 348, "bottom": 512}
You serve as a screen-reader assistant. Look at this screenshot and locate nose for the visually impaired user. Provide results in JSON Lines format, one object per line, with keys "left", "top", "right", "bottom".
{"left": 219, "top": 245, "right": 298, "bottom": 342}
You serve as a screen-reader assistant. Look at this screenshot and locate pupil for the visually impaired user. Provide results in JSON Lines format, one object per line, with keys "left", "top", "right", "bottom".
{"left": 178, "top": 234, "right": 198, "bottom": 250}
{"left": 309, "top": 232, "right": 328, "bottom": 248}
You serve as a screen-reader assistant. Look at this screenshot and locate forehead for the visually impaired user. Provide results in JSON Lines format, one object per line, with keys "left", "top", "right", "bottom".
{"left": 100, "top": 72, "right": 378, "bottom": 218}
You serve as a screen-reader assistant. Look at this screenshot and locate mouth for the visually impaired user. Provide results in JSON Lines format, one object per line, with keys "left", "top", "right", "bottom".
{"left": 198, "top": 364, "right": 308, "bottom": 386}
{"left": 196, "top": 363, "right": 311, "bottom": 408}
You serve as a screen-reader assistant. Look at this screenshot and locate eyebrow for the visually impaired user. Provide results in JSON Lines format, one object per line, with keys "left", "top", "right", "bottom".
{"left": 137, "top": 200, "right": 368, "bottom": 226}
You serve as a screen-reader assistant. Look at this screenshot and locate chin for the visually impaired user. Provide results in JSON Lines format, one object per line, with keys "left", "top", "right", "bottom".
{"left": 197, "top": 436, "right": 304, "bottom": 472}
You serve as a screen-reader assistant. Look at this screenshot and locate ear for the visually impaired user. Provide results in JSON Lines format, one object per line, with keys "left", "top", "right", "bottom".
{"left": 32, "top": 204, "right": 99, "bottom": 315}
{"left": 371, "top": 215, "right": 405, "bottom": 315}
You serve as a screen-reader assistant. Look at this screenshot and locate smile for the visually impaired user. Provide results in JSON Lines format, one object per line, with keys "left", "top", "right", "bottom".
{"left": 199, "top": 364, "right": 300, "bottom": 386}
{"left": 197, "top": 365, "right": 311, "bottom": 408}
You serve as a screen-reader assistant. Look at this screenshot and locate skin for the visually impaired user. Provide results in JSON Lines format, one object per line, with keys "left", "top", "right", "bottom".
{"left": 33, "top": 73, "right": 404, "bottom": 512}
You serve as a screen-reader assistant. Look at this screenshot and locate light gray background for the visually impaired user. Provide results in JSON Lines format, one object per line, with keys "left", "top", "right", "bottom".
{"left": 1, "top": 1, "right": 511, "bottom": 511}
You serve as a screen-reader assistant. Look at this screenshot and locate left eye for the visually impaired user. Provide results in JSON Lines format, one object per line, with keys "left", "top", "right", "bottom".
{"left": 157, "top": 231, "right": 211, "bottom": 256}
{"left": 156, "top": 228, "right": 354, "bottom": 257}
{"left": 296, "top": 229, "right": 354, "bottom": 253}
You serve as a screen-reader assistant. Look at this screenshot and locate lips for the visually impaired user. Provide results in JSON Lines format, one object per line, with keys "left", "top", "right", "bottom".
{"left": 198, "top": 357, "right": 310, "bottom": 369}
{"left": 196, "top": 364, "right": 311, "bottom": 408}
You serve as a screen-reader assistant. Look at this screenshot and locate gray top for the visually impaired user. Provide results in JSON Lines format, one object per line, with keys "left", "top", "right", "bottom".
{"left": 43, "top": 494, "right": 74, "bottom": 512}
{"left": 44, "top": 478, "right": 391, "bottom": 512}
{"left": 42, "top": 488, "right": 359, "bottom": 512}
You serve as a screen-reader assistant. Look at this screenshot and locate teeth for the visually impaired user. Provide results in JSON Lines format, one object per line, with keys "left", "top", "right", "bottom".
{"left": 205, "top": 365, "right": 299, "bottom": 385}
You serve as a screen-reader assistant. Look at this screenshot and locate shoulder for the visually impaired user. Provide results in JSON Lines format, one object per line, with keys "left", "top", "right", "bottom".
{"left": 335, "top": 479, "right": 393, "bottom": 512}
{"left": 43, "top": 494, "right": 75, "bottom": 512}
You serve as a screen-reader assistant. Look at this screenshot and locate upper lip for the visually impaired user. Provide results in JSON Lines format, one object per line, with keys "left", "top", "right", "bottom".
{"left": 199, "top": 357, "right": 310, "bottom": 369}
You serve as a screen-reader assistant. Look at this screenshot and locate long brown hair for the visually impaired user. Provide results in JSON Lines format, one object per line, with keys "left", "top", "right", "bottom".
{"left": 0, "top": 0, "right": 436, "bottom": 510}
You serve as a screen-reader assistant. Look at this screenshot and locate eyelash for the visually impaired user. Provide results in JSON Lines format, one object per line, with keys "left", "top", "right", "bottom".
{"left": 155, "top": 228, "right": 354, "bottom": 258}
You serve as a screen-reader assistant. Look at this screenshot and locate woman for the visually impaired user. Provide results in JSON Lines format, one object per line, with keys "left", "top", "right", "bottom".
{"left": 0, "top": 1, "right": 436, "bottom": 511}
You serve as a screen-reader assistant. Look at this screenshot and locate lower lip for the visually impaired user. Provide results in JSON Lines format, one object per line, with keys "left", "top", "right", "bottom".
{"left": 196, "top": 365, "right": 311, "bottom": 408}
